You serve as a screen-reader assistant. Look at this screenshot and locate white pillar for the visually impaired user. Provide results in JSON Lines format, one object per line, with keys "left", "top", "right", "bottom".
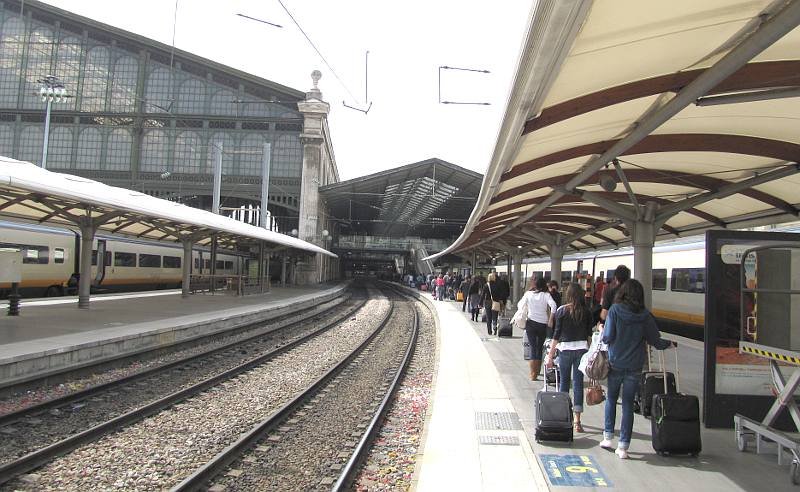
{"left": 632, "top": 220, "right": 656, "bottom": 310}
{"left": 260, "top": 142, "right": 271, "bottom": 231}
{"left": 512, "top": 249, "right": 523, "bottom": 304}
{"left": 77, "top": 219, "right": 96, "bottom": 309}
{"left": 549, "top": 243, "right": 564, "bottom": 286}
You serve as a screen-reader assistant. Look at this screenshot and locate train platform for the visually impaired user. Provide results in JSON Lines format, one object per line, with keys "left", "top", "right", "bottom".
{"left": 410, "top": 289, "right": 797, "bottom": 492}
{"left": 0, "top": 283, "right": 348, "bottom": 388}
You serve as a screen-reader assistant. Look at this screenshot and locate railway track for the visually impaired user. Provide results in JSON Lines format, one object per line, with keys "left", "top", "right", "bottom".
{"left": 172, "top": 287, "right": 420, "bottom": 492}
{"left": 0, "top": 288, "right": 367, "bottom": 486}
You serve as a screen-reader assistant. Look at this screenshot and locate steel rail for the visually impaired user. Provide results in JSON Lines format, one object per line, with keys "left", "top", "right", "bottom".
{"left": 0, "top": 296, "right": 364, "bottom": 486}
{"left": 331, "top": 288, "right": 420, "bottom": 491}
{"left": 171, "top": 289, "right": 401, "bottom": 492}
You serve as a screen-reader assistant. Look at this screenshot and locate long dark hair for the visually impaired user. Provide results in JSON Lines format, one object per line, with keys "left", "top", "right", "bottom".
{"left": 614, "top": 278, "right": 645, "bottom": 313}
{"left": 564, "top": 283, "right": 589, "bottom": 326}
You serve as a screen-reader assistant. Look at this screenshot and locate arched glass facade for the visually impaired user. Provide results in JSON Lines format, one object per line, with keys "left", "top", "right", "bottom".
{"left": 0, "top": 2, "right": 309, "bottom": 227}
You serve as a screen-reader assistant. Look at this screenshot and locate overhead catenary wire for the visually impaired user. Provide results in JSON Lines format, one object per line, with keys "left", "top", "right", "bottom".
{"left": 276, "top": 0, "right": 361, "bottom": 105}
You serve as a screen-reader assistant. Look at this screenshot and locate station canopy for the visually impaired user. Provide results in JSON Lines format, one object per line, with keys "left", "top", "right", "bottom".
{"left": 320, "top": 158, "right": 482, "bottom": 239}
{"left": 431, "top": 0, "right": 800, "bottom": 259}
{"left": 0, "top": 157, "right": 336, "bottom": 257}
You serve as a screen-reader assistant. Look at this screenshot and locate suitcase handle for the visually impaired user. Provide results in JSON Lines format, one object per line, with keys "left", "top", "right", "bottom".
{"left": 658, "top": 343, "right": 680, "bottom": 394}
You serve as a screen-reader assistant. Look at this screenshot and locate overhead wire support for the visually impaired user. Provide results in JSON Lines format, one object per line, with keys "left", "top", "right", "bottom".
{"left": 343, "top": 51, "right": 373, "bottom": 115}
{"left": 438, "top": 65, "right": 491, "bottom": 105}
{"left": 236, "top": 13, "right": 283, "bottom": 28}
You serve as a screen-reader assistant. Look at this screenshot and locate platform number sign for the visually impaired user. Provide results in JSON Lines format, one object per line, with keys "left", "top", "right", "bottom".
{"left": 540, "top": 454, "right": 611, "bottom": 487}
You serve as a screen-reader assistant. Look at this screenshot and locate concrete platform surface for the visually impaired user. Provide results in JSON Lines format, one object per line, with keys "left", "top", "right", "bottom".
{"left": 413, "top": 291, "right": 798, "bottom": 492}
{"left": 0, "top": 283, "right": 347, "bottom": 386}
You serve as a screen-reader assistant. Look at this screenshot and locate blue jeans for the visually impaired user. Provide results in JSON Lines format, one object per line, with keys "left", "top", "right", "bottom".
{"left": 436, "top": 285, "right": 444, "bottom": 300}
{"left": 604, "top": 367, "right": 641, "bottom": 449}
{"left": 558, "top": 349, "right": 587, "bottom": 413}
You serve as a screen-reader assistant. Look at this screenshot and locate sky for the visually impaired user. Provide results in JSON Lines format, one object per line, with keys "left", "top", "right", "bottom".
{"left": 39, "top": 0, "right": 533, "bottom": 181}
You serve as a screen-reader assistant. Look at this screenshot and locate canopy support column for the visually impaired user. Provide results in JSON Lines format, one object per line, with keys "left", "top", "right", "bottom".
{"left": 549, "top": 241, "right": 564, "bottom": 286}
{"left": 258, "top": 241, "right": 265, "bottom": 293}
{"left": 630, "top": 202, "right": 659, "bottom": 310}
{"left": 77, "top": 218, "right": 98, "bottom": 309}
{"left": 281, "top": 254, "right": 287, "bottom": 287}
{"left": 471, "top": 249, "right": 477, "bottom": 277}
{"left": 512, "top": 248, "right": 523, "bottom": 304}
{"left": 181, "top": 239, "right": 193, "bottom": 298}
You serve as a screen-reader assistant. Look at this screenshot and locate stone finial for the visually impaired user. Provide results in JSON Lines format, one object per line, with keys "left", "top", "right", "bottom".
{"left": 306, "top": 70, "right": 323, "bottom": 101}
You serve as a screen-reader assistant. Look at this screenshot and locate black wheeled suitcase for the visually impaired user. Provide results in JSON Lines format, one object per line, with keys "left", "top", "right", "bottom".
{"left": 638, "top": 371, "right": 676, "bottom": 417}
{"left": 497, "top": 315, "right": 513, "bottom": 337}
{"left": 651, "top": 346, "right": 701, "bottom": 456}
{"left": 535, "top": 367, "right": 573, "bottom": 442}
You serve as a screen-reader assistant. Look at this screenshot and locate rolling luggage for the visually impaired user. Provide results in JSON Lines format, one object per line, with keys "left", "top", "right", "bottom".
{"left": 456, "top": 291, "right": 464, "bottom": 302}
{"left": 637, "top": 346, "right": 677, "bottom": 417}
{"left": 543, "top": 339, "right": 559, "bottom": 387}
{"left": 535, "top": 366, "right": 573, "bottom": 442}
{"left": 497, "top": 315, "right": 513, "bottom": 337}
{"left": 651, "top": 346, "right": 701, "bottom": 456}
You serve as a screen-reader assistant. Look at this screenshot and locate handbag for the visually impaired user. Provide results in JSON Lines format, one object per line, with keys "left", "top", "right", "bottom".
{"left": 512, "top": 300, "right": 528, "bottom": 330}
{"left": 487, "top": 283, "right": 502, "bottom": 312}
{"left": 585, "top": 379, "right": 606, "bottom": 406}
{"left": 585, "top": 348, "right": 610, "bottom": 380}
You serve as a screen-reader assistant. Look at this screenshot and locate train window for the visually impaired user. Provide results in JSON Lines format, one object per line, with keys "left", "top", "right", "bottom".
{"left": 216, "top": 260, "right": 225, "bottom": 270}
{"left": 671, "top": 268, "right": 705, "bottom": 293}
{"left": 20, "top": 245, "right": 49, "bottom": 264}
{"left": 54, "top": 248, "right": 65, "bottom": 264}
{"left": 194, "top": 258, "right": 201, "bottom": 269}
{"left": 204, "top": 259, "right": 211, "bottom": 269}
{"left": 652, "top": 269, "right": 667, "bottom": 290}
{"left": 224, "top": 260, "right": 233, "bottom": 270}
{"left": 114, "top": 251, "right": 136, "bottom": 267}
{"left": 561, "top": 272, "right": 572, "bottom": 284}
{"left": 139, "top": 253, "right": 161, "bottom": 268}
{"left": 532, "top": 271, "right": 543, "bottom": 281}
{"left": 606, "top": 269, "right": 615, "bottom": 283}
{"left": 164, "top": 256, "right": 181, "bottom": 269}
{"left": 544, "top": 271, "right": 551, "bottom": 282}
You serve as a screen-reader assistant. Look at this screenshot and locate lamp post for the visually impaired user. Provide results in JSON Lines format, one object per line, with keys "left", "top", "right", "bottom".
{"left": 38, "top": 75, "right": 69, "bottom": 170}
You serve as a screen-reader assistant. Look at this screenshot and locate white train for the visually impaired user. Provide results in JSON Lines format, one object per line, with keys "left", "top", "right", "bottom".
{"left": 493, "top": 239, "right": 707, "bottom": 338}
{"left": 0, "top": 220, "right": 246, "bottom": 298}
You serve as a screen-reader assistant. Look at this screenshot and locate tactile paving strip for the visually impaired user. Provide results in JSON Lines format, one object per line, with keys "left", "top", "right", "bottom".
{"left": 474, "top": 411, "right": 523, "bottom": 430}
{"left": 478, "top": 435, "right": 520, "bottom": 446}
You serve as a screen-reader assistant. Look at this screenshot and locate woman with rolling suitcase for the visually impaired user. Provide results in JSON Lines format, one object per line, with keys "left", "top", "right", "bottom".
{"left": 518, "top": 277, "right": 557, "bottom": 381}
{"left": 599, "top": 278, "right": 675, "bottom": 459}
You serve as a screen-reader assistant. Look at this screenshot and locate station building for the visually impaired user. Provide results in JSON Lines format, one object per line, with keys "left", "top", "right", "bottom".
{"left": 0, "top": 0, "right": 340, "bottom": 283}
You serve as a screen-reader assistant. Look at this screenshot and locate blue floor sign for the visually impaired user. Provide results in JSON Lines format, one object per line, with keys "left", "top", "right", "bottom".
{"left": 540, "top": 454, "right": 612, "bottom": 487}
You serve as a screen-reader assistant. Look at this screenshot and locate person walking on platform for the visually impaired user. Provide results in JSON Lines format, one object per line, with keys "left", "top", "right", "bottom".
{"left": 545, "top": 283, "right": 593, "bottom": 433}
{"left": 518, "top": 277, "right": 557, "bottom": 380}
{"left": 599, "top": 278, "right": 675, "bottom": 459}
{"left": 459, "top": 275, "right": 471, "bottom": 312}
{"left": 594, "top": 276, "right": 606, "bottom": 307}
{"left": 482, "top": 273, "right": 501, "bottom": 335}
{"left": 435, "top": 274, "right": 445, "bottom": 301}
{"left": 468, "top": 276, "right": 483, "bottom": 321}
{"left": 600, "top": 265, "right": 630, "bottom": 324}
{"left": 548, "top": 280, "right": 562, "bottom": 307}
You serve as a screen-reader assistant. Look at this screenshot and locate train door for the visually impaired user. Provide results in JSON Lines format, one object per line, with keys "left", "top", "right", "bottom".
{"left": 94, "top": 239, "right": 108, "bottom": 286}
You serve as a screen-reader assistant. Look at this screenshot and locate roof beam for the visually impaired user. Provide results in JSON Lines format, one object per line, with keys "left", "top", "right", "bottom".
{"left": 565, "top": 188, "right": 637, "bottom": 221}
{"left": 656, "top": 163, "right": 800, "bottom": 222}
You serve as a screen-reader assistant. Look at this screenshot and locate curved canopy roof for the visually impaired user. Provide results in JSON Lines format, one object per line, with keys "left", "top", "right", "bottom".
{"left": 431, "top": 0, "right": 800, "bottom": 259}
{"left": 320, "top": 158, "right": 481, "bottom": 240}
{"left": 0, "top": 157, "right": 336, "bottom": 257}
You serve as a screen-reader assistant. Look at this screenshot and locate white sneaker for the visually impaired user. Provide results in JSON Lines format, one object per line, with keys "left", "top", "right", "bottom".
{"left": 615, "top": 448, "right": 629, "bottom": 459}
{"left": 599, "top": 439, "right": 614, "bottom": 449}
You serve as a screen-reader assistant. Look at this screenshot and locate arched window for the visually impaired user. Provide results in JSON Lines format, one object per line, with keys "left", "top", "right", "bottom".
{"left": 145, "top": 67, "right": 173, "bottom": 113}
{"left": 174, "top": 131, "right": 206, "bottom": 173}
{"left": 18, "top": 126, "right": 43, "bottom": 165}
{"left": 238, "top": 134, "right": 266, "bottom": 176}
{"left": 208, "top": 132, "right": 234, "bottom": 174}
{"left": 23, "top": 27, "right": 54, "bottom": 109}
{"left": 110, "top": 56, "right": 139, "bottom": 112}
{"left": 47, "top": 127, "right": 73, "bottom": 169}
{"left": 177, "top": 78, "right": 206, "bottom": 114}
{"left": 209, "top": 88, "right": 236, "bottom": 116}
{"left": 106, "top": 128, "right": 132, "bottom": 170}
{"left": 0, "top": 17, "right": 26, "bottom": 106}
{"left": 0, "top": 125, "right": 13, "bottom": 157}
{"left": 82, "top": 46, "right": 110, "bottom": 112}
{"left": 76, "top": 127, "right": 102, "bottom": 169}
{"left": 273, "top": 134, "right": 302, "bottom": 178}
{"left": 55, "top": 36, "right": 82, "bottom": 111}
{"left": 141, "top": 129, "right": 169, "bottom": 172}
